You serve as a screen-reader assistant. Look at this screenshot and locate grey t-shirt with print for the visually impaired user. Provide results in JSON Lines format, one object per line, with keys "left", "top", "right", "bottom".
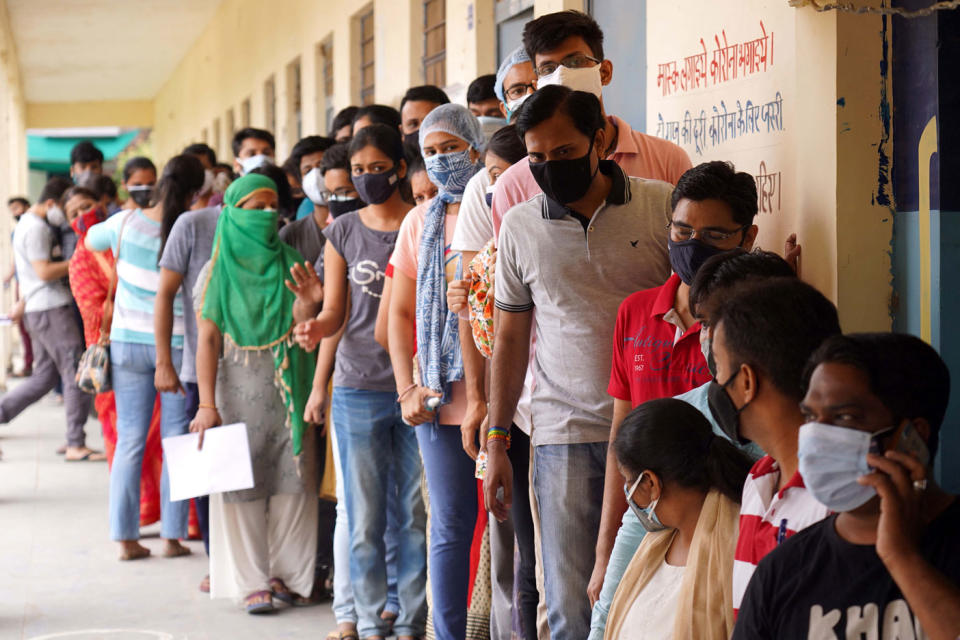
{"left": 322, "top": 211, "right": 397, "bottom": 392}
{"left": 158, "top": 206, "right": 221, "bottom": 383}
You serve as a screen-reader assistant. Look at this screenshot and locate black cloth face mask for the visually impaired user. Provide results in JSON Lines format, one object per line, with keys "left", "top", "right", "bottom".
{"left": 327, "top": 196, "right": 365, "bottom": 218}
{"left": 528, "top": 137, "right": 599, "bottom": 205}
{"left": 352, "top": 168, "right": 399, "bottom": 205}
{"left": 668, "top": 238, "right": 726, "bottom": 285}
{"left": 707, "top": 368, "right": 752, "bottom": 445}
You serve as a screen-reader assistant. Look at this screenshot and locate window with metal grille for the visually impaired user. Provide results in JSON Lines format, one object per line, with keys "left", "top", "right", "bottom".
{"left": 358, "top": 8, "right": 375, "bottom": 105}
{"left": 318, "top": 39, "right": 335, "bottom": 133}
{"left": 423, "top": 0, "right": 446, "bottom": 86}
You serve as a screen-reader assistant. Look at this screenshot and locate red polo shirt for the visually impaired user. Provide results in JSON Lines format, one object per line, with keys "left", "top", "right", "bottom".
{"left": 608, "top": 273, "right": 712, "bottom": 406}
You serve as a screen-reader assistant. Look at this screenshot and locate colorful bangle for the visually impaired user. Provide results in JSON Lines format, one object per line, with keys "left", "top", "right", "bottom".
{"left": 397, "top": 383, "right": 417, "bottom": 402}
{"left": 487, "top": 426, "right": 511, "bottom": 448}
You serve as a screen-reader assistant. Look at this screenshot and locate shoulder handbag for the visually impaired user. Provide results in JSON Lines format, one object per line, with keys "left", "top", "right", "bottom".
{"left": 76, "top": 213, "right": 131, "bottom": 394}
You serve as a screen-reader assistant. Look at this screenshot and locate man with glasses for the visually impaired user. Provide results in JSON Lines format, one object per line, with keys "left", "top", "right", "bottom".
{"left": 489, "top": 10, "right": 692, "bottom": 241}
{"left": 589, "top": 161, "right": 760, "bottom": 637}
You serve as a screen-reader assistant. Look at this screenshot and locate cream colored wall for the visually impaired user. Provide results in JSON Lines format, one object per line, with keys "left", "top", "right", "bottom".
{"left": 0, "top": 0, "right": 27, "bottom": 387}
{"left": 26, "top": 100, "right": 154, "bottom": 128}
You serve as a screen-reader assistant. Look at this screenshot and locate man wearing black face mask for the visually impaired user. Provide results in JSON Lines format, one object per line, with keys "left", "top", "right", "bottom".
{"left": 485, "top": 85, "right": 675, "bottom": 639}
{"left": 399, "top": 85, "right": 450, "bottom": 149}
{"left": 589, "top": 160, "right": 759, "bottom": 617}
{"left": 707, "top": 277, "right": 840, "bottom": 616}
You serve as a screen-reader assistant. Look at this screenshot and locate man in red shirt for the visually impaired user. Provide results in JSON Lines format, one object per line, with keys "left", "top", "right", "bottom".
{"left": 591, "top": 161, "right": 759, "bottom": 602}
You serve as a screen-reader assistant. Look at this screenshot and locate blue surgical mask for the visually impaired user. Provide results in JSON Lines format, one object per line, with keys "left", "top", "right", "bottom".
{"left": 425, "top": 149, "right": 477, "bottom": 198}
{"left": 798, "top": 422, "right": 891, "bottom": 512}
{"left": 623, "top": 472, "right": 669, "bottom": 532}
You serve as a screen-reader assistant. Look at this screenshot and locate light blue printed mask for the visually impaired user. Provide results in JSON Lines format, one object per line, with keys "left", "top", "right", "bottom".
{"left": 425, "top": 149, "right": 477, "bottom": 199}
{"left": 624, "top": 472, "right": 669, "bottom": 532}
{"left": 798, "top": 422, "right": 885, "bottom": 512}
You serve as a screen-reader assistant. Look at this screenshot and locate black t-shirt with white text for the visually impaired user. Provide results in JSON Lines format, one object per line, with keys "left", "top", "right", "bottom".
{"left": 733, "top": 497, "right": 960, "bottom": 640}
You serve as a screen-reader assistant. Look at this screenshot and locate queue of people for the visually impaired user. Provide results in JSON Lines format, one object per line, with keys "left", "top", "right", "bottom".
{"left": 2, "top": 8, "right": 958, "bottom": 640}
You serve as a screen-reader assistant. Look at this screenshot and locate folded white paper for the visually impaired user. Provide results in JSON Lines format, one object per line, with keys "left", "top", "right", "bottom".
{"left": 162, "top": 423, "right": 255, "bottom": 502}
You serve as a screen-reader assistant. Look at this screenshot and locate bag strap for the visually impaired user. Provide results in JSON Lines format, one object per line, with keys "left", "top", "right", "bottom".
{"left": 96, "top": 211, "right": 132, "bottom": 345}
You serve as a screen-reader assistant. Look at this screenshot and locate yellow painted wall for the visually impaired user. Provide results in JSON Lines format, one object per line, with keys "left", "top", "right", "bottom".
{"left": 0, "top": 0, "right": 27, "bottom": 386}
{"left": 152, "top": 0, "right": 559, "bottom": 164}
{"left": 26, "top": 100, "right": 154, "bottom": 129}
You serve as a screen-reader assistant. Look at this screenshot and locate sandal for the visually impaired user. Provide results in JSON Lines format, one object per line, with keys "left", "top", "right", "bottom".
{"left": 162, "top": 541, "right": 192, "bottom": 558}
{"left": 65, "top": 447, "right": 107, "bottom": 462}
{"left": 269, "top": 577, "right": 312, "bottom": 607}
{"left": 119, "top": 545, "right": 151, "bottom": 561}
{"left": 244, "top": 590, "right": 275, "bottom": 614}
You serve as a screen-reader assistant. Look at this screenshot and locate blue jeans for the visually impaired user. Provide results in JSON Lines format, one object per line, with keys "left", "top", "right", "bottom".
{"left": 109, "top": 341, "right": 190, "bottom": 541}
{"left": 333, "top": 387, "right": 427, "bottom": 638}
{"left": 184, "top": 382, "right": 210, "bottom": 555}
{"left": 331, "top": 418, "right": 401, "bottom": 624}
{"left": 533, "top": 442, "right": 607, "bottom": 640}
{"left": 415, "top": 423, "right": 478, "bottom": 640}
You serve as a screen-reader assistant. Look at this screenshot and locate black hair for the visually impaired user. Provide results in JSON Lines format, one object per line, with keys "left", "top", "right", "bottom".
{"left": 714, "top": 277, "right": 841, "bottom": 401}
{"left": 250, "top": 163, "right": 295, "bottom": 217}
{"left": 523, "top": 10, "right": 605, "bottom": 62}
{"left": 320, "top": 142, "right": 351, "bottom": 176}
{"left": 400, "top": 85, "right": 451, "bottom": 111}
{"left": 69, "top": 140, "right": 104, "bottom": 166}
{"left": 289, "top": 136, "right": 336, "bottom": 179}
{"left": 97, "top": 175, "right": 118, "bottom": 199}
{"left": 183, "top": 142, "right": 217, "bottom": 167}
{"left": 689, "top": 249, "right": 796, "bottom": 319}
{"left": 59, "top": 185, "right": 99, "bottom": 209}
{"left": 122, "top": 156, "right": 157, "bottom": 182}
{"left": 214, "top": 162, "right": 235, "bottom": 178}
{"left": 39, "top": 176, "right": 73, "bottom": 204}
{"left": 156, "top": 154, "right": 205, "bottom": 259}
{"left": 467, "top": 74, "right": 498, "bottom": 105}
{"left": 514, "top": 84, "right": 605, "bottom": 141}
{"left": 352, "top": 104, "right": 402, "bottom": 131}
{"left": 671, "top": 161, "right": 758, "bottom": 227}
{"left": 405, "top": 141, "right": 427, "bottom": 176}
{"left": 615, "top": 398, "right": 753, "bottom": 504}
{"left": 330, "top": 106, "right": 360, "bottom": 137}
{"left": 804, "top": 333, "right": 950, "bottom": 458}
{"left": 348, "top": 124, "right": 405, "bottom": 167}
{"left": 231, "top": 127, "right": 276, "bottom": 157}
{"left": 7, "top": 196, "right": 30, "bottom": 208}
{"left": 485, "top": 124, "right": 527, "bottom": 165}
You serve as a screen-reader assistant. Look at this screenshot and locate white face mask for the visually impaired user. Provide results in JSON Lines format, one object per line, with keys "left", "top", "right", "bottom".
{"left": 302, "top": 167, "right": 327, "bottom": 206}
{"left": 537, "top": 64, "right": 603, "bottom": 98}
{"left": 505, "top": 93, "right": 532, "bottom": 120}
{"left": 200, "top": 168, "right": 215, "bottom": 195}
{"left": 238, "top": 154, "right": 273, "bottom": 176}
{"left": 46, "top": 204, "right": 67, "bottom": 227}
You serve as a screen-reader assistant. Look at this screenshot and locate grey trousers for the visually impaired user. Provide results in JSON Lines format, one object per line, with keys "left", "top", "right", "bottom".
{"left": 0, "top": 305, "right": 91, "bottom": 446}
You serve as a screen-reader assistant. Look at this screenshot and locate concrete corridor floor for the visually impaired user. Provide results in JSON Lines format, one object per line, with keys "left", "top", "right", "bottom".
{"left": 0, "top": 380, "right": 337, "bottom": 640}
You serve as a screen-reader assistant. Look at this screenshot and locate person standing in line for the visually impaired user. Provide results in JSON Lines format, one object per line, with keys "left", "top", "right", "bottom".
{"left": 295, "top": 124, "right": 426, "bottom": 640}
{"left": 0, "top": 177, "right": 99, "bottom": 461}
{"left": 86, "top": 154, "right": 204, "bottom": 560}
{"left": 387, "top": 104, "right": 485, "bottom": 640}
{"left": 191, "top": 174, "right": 319, "bottom": 614}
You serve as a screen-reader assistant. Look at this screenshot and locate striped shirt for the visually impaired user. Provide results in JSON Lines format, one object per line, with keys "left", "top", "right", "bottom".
{"left": 732, "top": 455, "right": 829, "bottom": 615}
{"left": 87, "top": 209, "right": 184, "bottom": 347}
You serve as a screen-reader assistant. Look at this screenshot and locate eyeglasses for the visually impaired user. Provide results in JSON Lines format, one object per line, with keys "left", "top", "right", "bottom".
{"left": 504, "top": 82, "right": 537, "bottom": 102}
{"left": 666, "top": 220, "right": 748, "bottom": 246}
{"left": 326, "top": 189, "right": 359, "bottom": 201}
{"left": 536, "top": 53, "right": 601, "bottom": 78}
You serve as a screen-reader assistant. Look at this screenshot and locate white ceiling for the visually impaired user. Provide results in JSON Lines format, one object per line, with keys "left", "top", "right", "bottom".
{"left": 7, "top": 0, "right": 223, "bottom": 103}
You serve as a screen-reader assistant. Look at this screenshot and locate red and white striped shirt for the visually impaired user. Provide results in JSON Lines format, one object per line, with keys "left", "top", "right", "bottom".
{"left": 732, "top": 455, "right": 830, "bottom": 614}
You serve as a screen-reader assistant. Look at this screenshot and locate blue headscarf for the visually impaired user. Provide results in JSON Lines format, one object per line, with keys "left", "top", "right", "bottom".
{"left": 415, "top": 105, "right": 484, "bottom": 417}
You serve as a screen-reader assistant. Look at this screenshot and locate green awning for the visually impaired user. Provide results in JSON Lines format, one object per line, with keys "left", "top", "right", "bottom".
{"left": 28, "top": 130, "right": 140, "bottom": 173}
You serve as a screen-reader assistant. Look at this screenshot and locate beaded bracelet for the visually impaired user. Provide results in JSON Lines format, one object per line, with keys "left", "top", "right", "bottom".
{"left": 487, "top": 426, "right": 511, "bottom": 449}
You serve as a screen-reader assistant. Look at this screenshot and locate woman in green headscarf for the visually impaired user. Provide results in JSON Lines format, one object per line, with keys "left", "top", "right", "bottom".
{"left": 190, "top": 174, "right": 318, "bottom": 614}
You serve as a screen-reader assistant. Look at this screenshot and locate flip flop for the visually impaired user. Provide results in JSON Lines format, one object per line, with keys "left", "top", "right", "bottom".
{"left": 269, "top": 577, "right": 312, "bottom": 607}
{"left": 65, "top": 449, "right": 107, "bottom": 462}
{"left": 244, "top": 590, "right": 275, "bottom": 614}
{"left": 120, "top": 546, "right": 151, "bottom": 561}
{"left": 162, "top": 543, "right": 192, "bottom": 558}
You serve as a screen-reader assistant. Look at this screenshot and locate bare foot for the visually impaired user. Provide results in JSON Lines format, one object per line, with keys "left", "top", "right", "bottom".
{"left": 65, "top": 446, "right": 106, "bottom": 462}
{"left": 162, "top": 539, "right": 192, "bottom": 558}
{"left": 119, "top": 540, "right": 151, "bottom": 561}
{"left": 199, "top": 574, "right": 210, "bottom": 593}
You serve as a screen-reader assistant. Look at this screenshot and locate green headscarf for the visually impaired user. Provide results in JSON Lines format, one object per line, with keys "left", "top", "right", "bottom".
{"left": 200, "top": 174, "right": 315, "bottom": 456}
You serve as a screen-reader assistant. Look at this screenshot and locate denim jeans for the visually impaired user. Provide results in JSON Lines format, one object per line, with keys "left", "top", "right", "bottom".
{"left": 109, "top": 341, "right": 189, "bottom": 541}
{"left": 184, "top": 382, "right": 210, "bottom": 555}
{"left": 330, "top": 415, "right": 401, "bottom": 624}
{"left": 415, "top": 423, "right": 478, "bottom": 640}
{"left": 533, "top": 441, "right": 607, "bottom": 640}
{"left": 333, "top": 387, "right": 427, "bottom": 638}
